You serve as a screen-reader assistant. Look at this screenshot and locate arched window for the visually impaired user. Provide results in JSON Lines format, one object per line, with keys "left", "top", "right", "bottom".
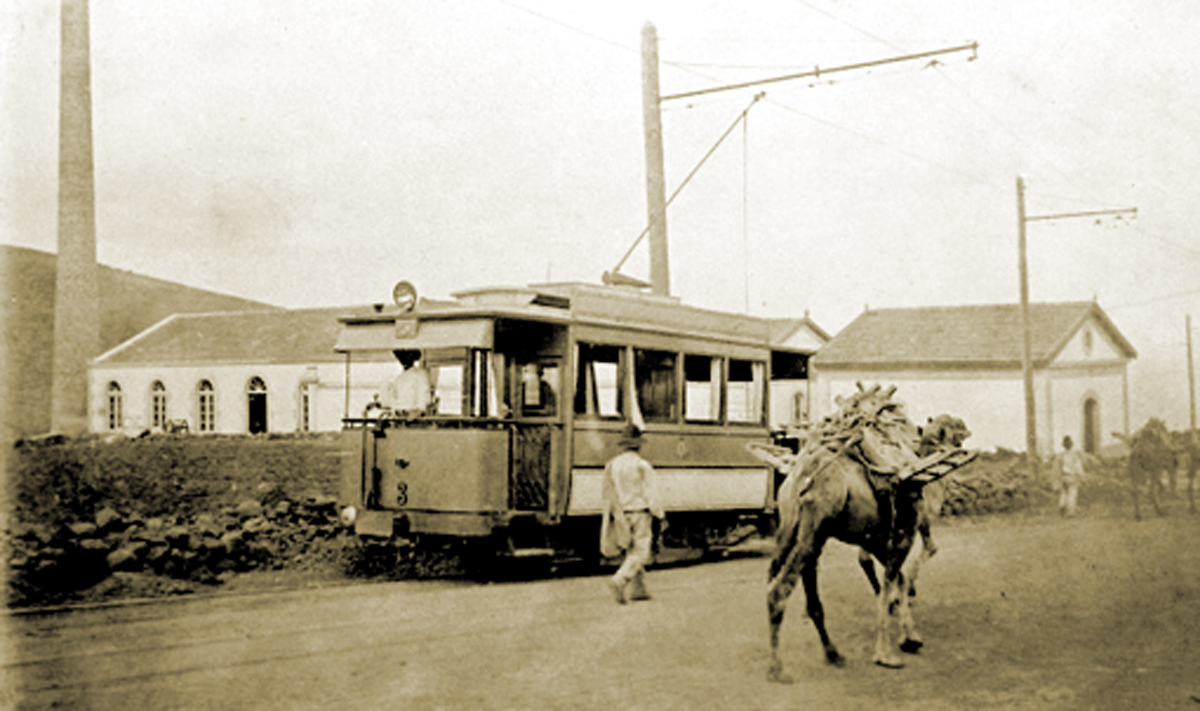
{"left": 247, "top": 376, "right": 268, "bottom": 434}
{"left": 299, "top": 383, "right": 315, "bottom": 432}
{"left": 198, "top": 380, "right": 215, "bottom": 433}
{"left": 792, "top": 391, "right": 808, "bottom": 425}
{"left": 107, "top": 382, "right": 123, "bottom": 430}
{"left": 151, "top": 381, "right": 168, "bottom": 429}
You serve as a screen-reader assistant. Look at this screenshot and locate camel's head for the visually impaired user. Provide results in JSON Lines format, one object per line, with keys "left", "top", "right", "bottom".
{"left": 920, "top": 415, "right": 971, "bottom": 453}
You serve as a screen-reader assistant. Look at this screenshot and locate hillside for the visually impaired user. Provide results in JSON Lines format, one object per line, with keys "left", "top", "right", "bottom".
{"left": 1, "top": 245, "right": 278, "bottom": 441}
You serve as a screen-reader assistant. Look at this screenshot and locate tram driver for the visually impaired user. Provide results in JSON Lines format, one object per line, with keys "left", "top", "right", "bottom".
{"left": 521, "top": 362, "right": 557, "bottom": 416}
{"left": 383, "top": 350, "right": 433, "bottom": 415}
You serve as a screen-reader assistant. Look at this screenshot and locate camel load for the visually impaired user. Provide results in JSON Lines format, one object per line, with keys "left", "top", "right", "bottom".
{"left": 747, "top": 382, "right": 977, "bottom": 684}
{"left": 748, "top": 383, "right": 975, "bottom": 494}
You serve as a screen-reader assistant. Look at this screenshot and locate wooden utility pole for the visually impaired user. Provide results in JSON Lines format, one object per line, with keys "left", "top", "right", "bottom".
{"left": 1017, "top": 176, "right": 1037, "bottom": 468}
{"left": 633, "top": 29, "right": 977, "bottom": 297}
{"left": 1016, "top": 176, "right": 1136, "bottom": 467}
{"left": 642, "top": 23, "right": 670, "bottom": 297}
{"left": 1188, "top": 315, "right": 1196, "bottom": 431}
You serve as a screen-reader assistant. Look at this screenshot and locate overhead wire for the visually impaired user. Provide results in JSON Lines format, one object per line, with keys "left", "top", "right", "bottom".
{"left": 490, "top": 0, "right": 1200, "bottom": 278}
{"left": 492, "top": 0, "right": 994, "bottom": 189}
{"left": 611, "top": 93, "right": 766, "bottom": 275}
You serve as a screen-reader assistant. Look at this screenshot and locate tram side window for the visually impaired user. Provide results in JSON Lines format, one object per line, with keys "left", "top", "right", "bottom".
{"left": 425, "top": 348, "right": 467, "bottom": 416}
{"left": 684, "top": 354, "right": 722, "bottom": 422}
{"left": 635, "top": 348, "right": 678, "bottom": 423}
{"left": 575, "top": 343, "right": 623, "bottom": 418}
{"left": 727, "top": 359, "right": 765, "bottom": 424}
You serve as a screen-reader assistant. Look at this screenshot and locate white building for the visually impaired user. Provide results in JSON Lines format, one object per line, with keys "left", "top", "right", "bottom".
{"left": 810, "top": 301, "right": 1136, "bottom": 456}
{"left": 89, "top": 307, "right": 394, "bottom": 434}
{"left": 88, "top": 297, "right": 832, "bottom": 436}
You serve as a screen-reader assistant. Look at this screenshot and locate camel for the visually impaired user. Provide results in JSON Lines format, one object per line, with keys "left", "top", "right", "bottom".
{"left": 857, "top": 415, "right": 969, "bottom": 597}
{"left": 1114, "top": 419, "right": 1173, "bottom": 520}
{"left": 1172, "top": 429, "right": 1199, "bottom": 513}
{"left": 757, "top": 387, "right": 974, "bottom": 684}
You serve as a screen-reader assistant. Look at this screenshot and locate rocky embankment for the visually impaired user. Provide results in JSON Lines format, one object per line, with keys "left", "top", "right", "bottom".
{"left": 4, "top": 490, "right": 351, "bottom": 608}
{"left": 5, "top": 433, "right": 1122, "bottom": 610}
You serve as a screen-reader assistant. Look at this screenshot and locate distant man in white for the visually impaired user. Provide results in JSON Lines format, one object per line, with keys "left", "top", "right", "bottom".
{"left": 1055, "top": 435, "right": 1087, "bottom": 516}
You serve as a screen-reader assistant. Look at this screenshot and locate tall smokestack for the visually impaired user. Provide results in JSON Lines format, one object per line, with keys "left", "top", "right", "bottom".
{"left": 51, "top": 0, "right": 100, "bottom": 433}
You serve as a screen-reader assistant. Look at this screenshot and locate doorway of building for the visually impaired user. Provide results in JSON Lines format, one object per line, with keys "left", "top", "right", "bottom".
{"left": 1083, "top": 397, "right": 1099, "bottom": 454}
{"left": 248, "top": 376, "right": 268, "bottom": 434}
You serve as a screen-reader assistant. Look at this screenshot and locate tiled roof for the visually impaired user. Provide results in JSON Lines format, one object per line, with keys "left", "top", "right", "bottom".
{"left": 96, "top": 306, "right": 381, "bottom": 365}
{"left": 813, "top": 302, "right": 1136, "bottom": 369}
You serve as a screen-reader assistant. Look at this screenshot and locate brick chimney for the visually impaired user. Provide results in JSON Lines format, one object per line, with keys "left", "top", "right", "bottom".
{"left": 50, "top": 0, "right": 100, "bottom": 433}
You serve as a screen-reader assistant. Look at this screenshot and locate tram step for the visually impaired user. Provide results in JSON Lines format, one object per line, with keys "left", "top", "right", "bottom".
{"left": 508, "top": 547, "right": 558, "bottom": 558}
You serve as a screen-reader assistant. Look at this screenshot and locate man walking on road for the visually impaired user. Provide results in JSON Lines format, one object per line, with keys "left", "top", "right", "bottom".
{"left": 601, "top": 424, "right": 665, "bottom": 604}
{"left": 1056, "top": 435, "right": 1087, "bottom": 516}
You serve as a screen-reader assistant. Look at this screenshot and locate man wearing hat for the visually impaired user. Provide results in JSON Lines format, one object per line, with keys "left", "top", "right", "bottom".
{"left": 601, "top": 424, "right": 666, "bottom": 604}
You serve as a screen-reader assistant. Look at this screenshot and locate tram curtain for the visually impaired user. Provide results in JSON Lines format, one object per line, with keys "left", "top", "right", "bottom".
{"left": 489, "top": 352, "right": 503, "bottom": 417}
{"left": 727, "top": 360, "right": 764, "bottom": 423}
{"left": 627, "top": 363, "right": 645, "bottom": 429}
{"left": 684, "top": 355, "right": 722, "bottom": 422}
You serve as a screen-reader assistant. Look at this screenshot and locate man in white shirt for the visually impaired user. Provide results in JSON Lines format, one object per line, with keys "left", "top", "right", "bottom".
{"left": 1057, "top": 435, "right": 1086, "bottom": 516}
{"left": 602, "top": 424, "right": 665, "bottom": 604}
{"left": 382, "top": 354, "right": 431, "bottom": 415}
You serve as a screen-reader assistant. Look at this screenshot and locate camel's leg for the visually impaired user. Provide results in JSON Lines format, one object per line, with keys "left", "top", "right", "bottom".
{"left": 918, "top": 513, "right": 938, "bottom": 558}
{"left": 1188, "top": 472, "right": 1196, "bottom": 513}
{"left": 1131, "top": 468, "right": 1143, "bottom": 520}
{"left": 897, "top": 537, "right": 929, "bottom": 653}
{"left": 858, "top": 548, "right": 881, "bottom": 595}
{"left": 897, "top": 569, "right": 924, "bottom": 653}
{"left": 1149, "top": 471, "right": 1164, "bottom": 515}
{"left": 801, "top": 554, "right": 844, "bottom": 667}
{"left": 767, "top": 547, "right": 803, "bottom": 684}
{"left": 873, "top": 572, "right": 906, "bottom": 668}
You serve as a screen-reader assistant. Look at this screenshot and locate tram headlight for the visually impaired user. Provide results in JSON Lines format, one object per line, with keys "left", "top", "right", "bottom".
{"left": 339, "top": 505, "right": 357, "bottom": 527}
{"left": 392, "top": 281, "right": 418, "bottom": 312}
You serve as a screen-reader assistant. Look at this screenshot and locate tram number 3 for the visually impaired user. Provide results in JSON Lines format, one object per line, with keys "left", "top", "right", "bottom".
{"left": 396, "top": 480, "right": 408, "bottom": 506}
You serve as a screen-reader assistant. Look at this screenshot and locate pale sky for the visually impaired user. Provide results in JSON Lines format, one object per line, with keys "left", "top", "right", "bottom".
{"left": 3, "top": 0, "right": 1199, "bottom": 427}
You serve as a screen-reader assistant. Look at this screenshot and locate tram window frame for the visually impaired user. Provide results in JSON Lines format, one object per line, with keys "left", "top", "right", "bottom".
{"left": 726, "top": 358, "right": 766, "bottom": 425}
{"left": 683, "top": 353, "right": 723, "bottom": 423}
{"left": 574, "top": 342, "right": 624, "bottom": 420}
{"left": 635, "top": 347, "right": 679, "bottom": 424}
{"left": 425, "top": 347, "right": 468, "bottom": 416}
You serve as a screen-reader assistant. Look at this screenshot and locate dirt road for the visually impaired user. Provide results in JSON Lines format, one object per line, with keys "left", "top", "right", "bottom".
{"left": 4, "top": 509, "right": 1199, "bottom": 710}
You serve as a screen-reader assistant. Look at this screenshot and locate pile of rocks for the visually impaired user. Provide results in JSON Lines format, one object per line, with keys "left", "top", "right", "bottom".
{"left": 4, "top": 493, "right": 349, "bottom": 608}
{"left": 938, "top": 450, "right": 1046, "bottom": 516}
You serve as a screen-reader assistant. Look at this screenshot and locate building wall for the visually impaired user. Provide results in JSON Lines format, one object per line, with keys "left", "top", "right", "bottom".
{"left": 89, "top": 361, "right": 396, "bottom": 434}
{"left": 811, "top": 368, "right": 1026, "bottom": 453}
{"left": 811, "top": 364, "right": 1129, "bottom": 457}
{"left": 769, "top": 380, "right": 810, "bottom": 430}
{"left": 1044, "top": 364, "right": 1129, "bottom": 455}
{"left": 2, "top": 245, "right": 276, "bottom": 442}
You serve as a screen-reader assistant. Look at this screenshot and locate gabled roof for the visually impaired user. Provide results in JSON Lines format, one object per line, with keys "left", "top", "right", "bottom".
{"left": 769, "top": 316, "right": 832, "bottom": 350}
{"left": 95, "top": 306, "right": 382, "bottom": 366}
{"left": 812, "top": 301, "right": 1136, "bottom": 370}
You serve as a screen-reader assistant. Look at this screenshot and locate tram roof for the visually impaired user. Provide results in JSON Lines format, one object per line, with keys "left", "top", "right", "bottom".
{"left": 335, "top": 282, "right": 775, "bottom": 352}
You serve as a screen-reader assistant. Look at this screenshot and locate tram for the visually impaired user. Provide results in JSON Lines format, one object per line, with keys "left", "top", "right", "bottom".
{"left": 335, "top": 280, "right": 812, "bottom": 559}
